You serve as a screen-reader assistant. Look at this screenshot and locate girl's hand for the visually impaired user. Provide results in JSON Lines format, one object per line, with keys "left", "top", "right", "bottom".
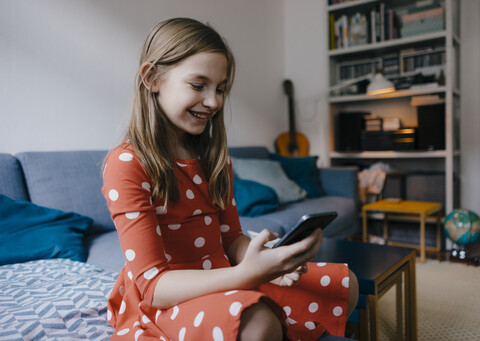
{"left": 237, "top": 228, "right": 322, "bottom": 288}
{"left": 270, "top": 264, "right": 308, "bottom": 287}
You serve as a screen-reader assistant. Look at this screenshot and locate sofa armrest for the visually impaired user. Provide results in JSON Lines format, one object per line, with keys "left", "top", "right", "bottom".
{"left": 318, "top": 166, "right": 359, "bottom": 204}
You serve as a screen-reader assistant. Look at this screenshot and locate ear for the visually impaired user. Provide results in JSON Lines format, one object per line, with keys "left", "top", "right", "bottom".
{"left": 139, "top": 62, "right": 160, "bottom": 93}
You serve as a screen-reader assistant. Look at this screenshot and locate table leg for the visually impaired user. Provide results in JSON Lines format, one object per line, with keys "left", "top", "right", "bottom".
{"left": 362, "top": 207, "right": 367, "bottom": 242}
{"left": 404, "top": 251, "right": 418, "bottom": 341}
{"left": 436, "top": 212, "right": 442, "bottom": 260}
{"left": 396, "top": 277, "right": 403, "bottom": 340}
{"left": 383, "top": 213, "right": 388, "bottom": 242}
{"left": 368, "top": 295, "right": 379, "bottom": 341}
{"left": 419, "top": 213, "right": 426, "bottom": 263}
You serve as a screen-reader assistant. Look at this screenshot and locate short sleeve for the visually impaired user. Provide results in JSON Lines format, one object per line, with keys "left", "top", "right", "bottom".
{"left": 102, "top": 145, "right": 170, "bottom": 305}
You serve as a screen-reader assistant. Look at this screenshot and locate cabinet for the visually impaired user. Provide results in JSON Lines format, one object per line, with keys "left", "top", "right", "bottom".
{"left": 325, "top": 0, "right": 461, "bottom": 214}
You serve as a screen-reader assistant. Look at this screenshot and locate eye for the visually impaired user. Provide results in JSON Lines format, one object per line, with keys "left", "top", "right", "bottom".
{"left": 216, "top": 87, "right": 226, "bottom": 95}
{"left": 189, "top": 83, "right": 204, "bottom": 91}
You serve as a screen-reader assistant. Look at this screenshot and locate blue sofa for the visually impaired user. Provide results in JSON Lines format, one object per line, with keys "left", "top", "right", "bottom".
{"left": 0, "top": 146, "right": 358, "bottom": 340}
{"left": 0, "top": 146, "right": 359, "bottom": 273}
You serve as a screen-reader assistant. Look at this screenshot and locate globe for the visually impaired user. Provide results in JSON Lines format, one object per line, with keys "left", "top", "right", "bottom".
{"left": 443, "top": 209, "right": 480, "bottom": 246}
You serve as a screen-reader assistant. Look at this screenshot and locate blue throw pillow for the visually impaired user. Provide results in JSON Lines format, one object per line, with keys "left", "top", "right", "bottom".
{"left": 270, "top": 154, "right": 325, "bottom": 198}
{"left": 233, "top": 178, "right": 279, "bottom": 217}
{"left": 0, "top": 194, "right": 93, "bottom": 265}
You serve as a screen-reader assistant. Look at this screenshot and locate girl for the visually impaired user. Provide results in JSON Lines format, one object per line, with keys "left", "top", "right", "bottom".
{"left": 102, "top": 17, "right": 358, "bottom": 341}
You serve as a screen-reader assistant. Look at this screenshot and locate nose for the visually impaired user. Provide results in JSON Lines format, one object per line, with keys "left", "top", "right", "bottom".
{"left": 202, "top": 90, "right": 222, "bottom": 110}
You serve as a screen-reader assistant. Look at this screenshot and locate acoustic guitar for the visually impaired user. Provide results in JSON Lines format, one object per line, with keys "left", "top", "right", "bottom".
{"left": 275, "top": 79, "right": 309, "bottom": 157}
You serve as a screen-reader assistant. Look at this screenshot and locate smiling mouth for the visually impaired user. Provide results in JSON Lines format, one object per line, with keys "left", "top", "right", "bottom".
{"left": 188, "top": 110, "right": 210, "bottom": 120}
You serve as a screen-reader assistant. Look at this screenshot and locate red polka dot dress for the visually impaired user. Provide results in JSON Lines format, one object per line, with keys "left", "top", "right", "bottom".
{"left": 102, "top": 143, "right": 350, "bottom": 341}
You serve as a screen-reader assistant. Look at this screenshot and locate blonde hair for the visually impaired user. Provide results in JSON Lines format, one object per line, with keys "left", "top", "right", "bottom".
{"left": 126, "top": 18, "right": 235, "bottom": 209}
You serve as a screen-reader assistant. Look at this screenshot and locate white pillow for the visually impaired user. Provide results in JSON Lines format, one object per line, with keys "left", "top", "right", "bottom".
{"left": 231, "top": 157, "right": 307, "bottom": 204}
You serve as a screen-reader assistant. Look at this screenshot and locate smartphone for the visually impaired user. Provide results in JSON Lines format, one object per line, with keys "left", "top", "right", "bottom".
{"left": 272, "top": 211, "right": 338, "bottom": 248}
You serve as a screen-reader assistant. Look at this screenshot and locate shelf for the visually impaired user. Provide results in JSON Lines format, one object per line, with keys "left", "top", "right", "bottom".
{"left": 330, "top": 85, "right": 447, "bottom": 103}
{"left": 329, "top": 31, "right": 447, "bottom": 57}
{"left": 327, "top": 0, "right": 378, "bottom": 12}
{"left": 330, "top": 150, "right": 448, "bottom": 159}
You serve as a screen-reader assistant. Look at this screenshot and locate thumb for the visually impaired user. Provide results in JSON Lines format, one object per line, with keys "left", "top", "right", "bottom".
{"left": 251, "top": 229, "right": 276, "bottom": 249}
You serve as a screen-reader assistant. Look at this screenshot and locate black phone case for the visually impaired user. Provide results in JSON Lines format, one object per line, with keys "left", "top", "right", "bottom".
{"left": 272, "top": 211, "right": 338, "bottom": 248}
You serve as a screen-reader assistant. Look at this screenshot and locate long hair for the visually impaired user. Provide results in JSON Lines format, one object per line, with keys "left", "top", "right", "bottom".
{"left": 126, "top": 18, "right": 235, "bottom": 209}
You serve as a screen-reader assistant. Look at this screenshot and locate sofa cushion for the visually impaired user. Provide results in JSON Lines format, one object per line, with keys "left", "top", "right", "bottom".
{"left": 270, "top": 153, "right": 326, "bottom": 198}
{"left": 231, "top": 157, "right": 307, "bottom": 204}
{"left": 233, "top": 177, "right": 279, "bottom": 217}
{"left": 86, "top": 231, "right": 124, "bottom": 272}
{"left": 0, "top": 154, "right": 29, "bottom": 201}
{"left": 16, "top": 151, "right": 114, "bottom": 233}
{"left": 0, "top": 194, "right": 92, "bottom": 265}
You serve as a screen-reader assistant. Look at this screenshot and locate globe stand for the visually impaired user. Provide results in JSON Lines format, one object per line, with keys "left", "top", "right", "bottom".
{"left": 449, "top": 244, "right": 480, "bottom": 266}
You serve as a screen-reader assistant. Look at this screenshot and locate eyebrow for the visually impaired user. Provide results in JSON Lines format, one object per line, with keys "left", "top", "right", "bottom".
{"left": 187, "top": 74, "right": 228, "bottom": 86}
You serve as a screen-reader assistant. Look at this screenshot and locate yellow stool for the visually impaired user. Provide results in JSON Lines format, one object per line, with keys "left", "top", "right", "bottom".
{"left": 362, "top": 200, "right": 442, "bottom": 262}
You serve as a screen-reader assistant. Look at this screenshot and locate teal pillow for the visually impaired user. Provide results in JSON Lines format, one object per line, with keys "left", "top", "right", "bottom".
{"left": 270, "top": 153, "right": 325, "bottom": 198}
{"left": 231, "top": 157, "right": 307, "bottom": 204}
{"left": 233, "top": 178, "right": 279, "bottom": 217}
{"left": 0, "top": 194, "right": 92, "bottom": 265}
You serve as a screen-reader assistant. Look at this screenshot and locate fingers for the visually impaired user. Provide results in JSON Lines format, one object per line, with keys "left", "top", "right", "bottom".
{"left": 250, "top": 229, "right": 276, "bottom": 249}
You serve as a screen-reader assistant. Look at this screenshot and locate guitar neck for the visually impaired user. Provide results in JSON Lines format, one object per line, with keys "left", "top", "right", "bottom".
{"left": 288, "top": 97, "right": 297, "bottom": 144}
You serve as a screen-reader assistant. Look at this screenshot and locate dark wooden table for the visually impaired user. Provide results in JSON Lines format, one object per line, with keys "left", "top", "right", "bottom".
{"left": 314, "top": 238, "right": 417, "bottom": 341}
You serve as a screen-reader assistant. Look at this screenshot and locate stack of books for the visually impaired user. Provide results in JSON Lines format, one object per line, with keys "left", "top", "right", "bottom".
{"left": 364, "top": 115, "right": 383, "bottom": 132}
{"left": 401, "top": 3, "right": 445, "bottom": 37}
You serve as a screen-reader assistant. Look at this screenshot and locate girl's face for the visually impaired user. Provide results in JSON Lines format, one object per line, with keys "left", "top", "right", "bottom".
{"left": 154, "top": 52, "right": 228, "bottom": 138}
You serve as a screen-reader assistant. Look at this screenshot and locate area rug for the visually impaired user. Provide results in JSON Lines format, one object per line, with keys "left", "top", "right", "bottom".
{"left": 378, "top": 259, "right": 480, "bottom": 340}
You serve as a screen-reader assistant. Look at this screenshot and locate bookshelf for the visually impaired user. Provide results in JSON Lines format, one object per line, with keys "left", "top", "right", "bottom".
{"left": 325, "top": 0, "right": 461, "bottom": 214}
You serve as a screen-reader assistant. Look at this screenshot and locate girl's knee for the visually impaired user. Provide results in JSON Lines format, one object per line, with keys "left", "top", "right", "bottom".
{"left": 238, "top": 301, "right": 283, "bottom": 341}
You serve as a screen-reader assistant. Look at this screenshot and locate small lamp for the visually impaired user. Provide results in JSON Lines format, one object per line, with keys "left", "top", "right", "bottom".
{"left": 367, "top": 68, "right": 395, "bottom": 96}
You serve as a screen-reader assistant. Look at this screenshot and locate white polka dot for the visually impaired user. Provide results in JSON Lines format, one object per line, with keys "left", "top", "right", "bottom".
{"left": 119, "top": 153, "right": 133, "bottom": 161}
{"left": 194, "top": 311, "right": 204, "bottom": 327}
{"left": 202, "top": 255, "right": 210, "bottom": 259}
{"left": 142, "top": 182, "right": 151, "bottom": 191}
{"left": 283, "top": 306, "right": 291, "bottom": 316}
{"left": 156, "top": 206, "right": 167, "bottom": 214}
{"left": 156, "top": 225, "right": 162, "bottom": 236}
{"left": 107, "top": 309, "right": 112, "bottom": 321}
{"left": 229, "top": 302, "right": 242, "bottom": 316}
{"left": 232, "top": 198, "right": 236, "bottom": 206}
{"left": 133, "top": 321, "right": 140, "bottom": 327}
{"left": 168, "top": 224, "right": 181, "bottom": 230}
{"left": 333, "top": 306, "right": 343, "bottom": 316}
{"left": 117, "top": 328, "right": 130, "bottom": 335}
{"left": 224, "top": 290, "right": 238, "bottom": 295}
{"left": 186, "top": 189, "right": 195, "bottom": 199}
{"left": 316, "top": 262, "right": 327, "bottom": 267}
{"left": 286, "top": 317, "right": 297, "bottom": 325}
{"left": 155, "top": 310, "right": 162, "bottom": 322}
{"left": 179, "top": 327, "right": 186, "bottom": 341}
{"left": 305, "top": 321, "right": 316, "bottom": 330}
{"left": 135, "top": 330, "right": 144, "bottom": 341}
{"left": 119, "top": 301, "right": 126, "bottom": 314}
{"left": 126, "top": 211, "right": 140, "bottom": 219}
{"left": 320, "top": 275, "right": 331, "bottom": 287}
{"left": 176, "top": 162, "right": 187, "bottom": 167}
{"left": 193, "top": 174, "right": 202, "bottom": 184}
{"left": 195, "top": 237, "right": 205, "bottom": 248}
{"left": 202, "top": 260, "right": 212, "bottom": 270}
{"left": 165, "top": 253, "right": 172, "bottom": 262}
{"left": 142, "top": 315, "right": 151, "bottom": 324}
{"left": 204, "top": 216, "right": 212, "bottom": 225}
{"left": 125, "top": 249, "right": 136, "bottom": 261}
{"left": 220, "top": 224, "right": 230, "bottom": 232}
{"left": 119, "top": 285, "right": 125, "bottom": 296}
{"left": 342, "top": 276, "right": 350, "bottom": 288}
{"left": 308, "top": 302, "right": 319, "bottom": 313}
{"left": 193, "top": 209, "right": 202, "bottom": 215}
{"left": 127, "top": 271, "right": 133, "bottom": 280}
{"left": 212, "top": 326, "right": 224, "bottom": 341}
{"left": 160, "top": 337, "right": 166, "bottom": 341}
{"left": 171, "top": 306, "right": 179, "bottom": 320}
{"left": 144, "top": 267, "right": 158, "bottom": 280}
{"left": 108, "top": 189, "right": 119, "bottom": 201}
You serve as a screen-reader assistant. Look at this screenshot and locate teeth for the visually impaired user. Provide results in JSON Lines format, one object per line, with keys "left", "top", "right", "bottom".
{"left": 190, "top": 111, "right": 208, "bottom": 119}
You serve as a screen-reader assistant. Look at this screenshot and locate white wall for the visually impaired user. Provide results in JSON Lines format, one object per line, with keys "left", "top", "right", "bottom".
{"left": 0, "top": 0, "right": 285, "bottom": 153}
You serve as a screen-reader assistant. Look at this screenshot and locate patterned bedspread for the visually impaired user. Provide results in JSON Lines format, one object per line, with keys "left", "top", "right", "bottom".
{"left": 0, "top": 259, "right": 117, "bottom": 340}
